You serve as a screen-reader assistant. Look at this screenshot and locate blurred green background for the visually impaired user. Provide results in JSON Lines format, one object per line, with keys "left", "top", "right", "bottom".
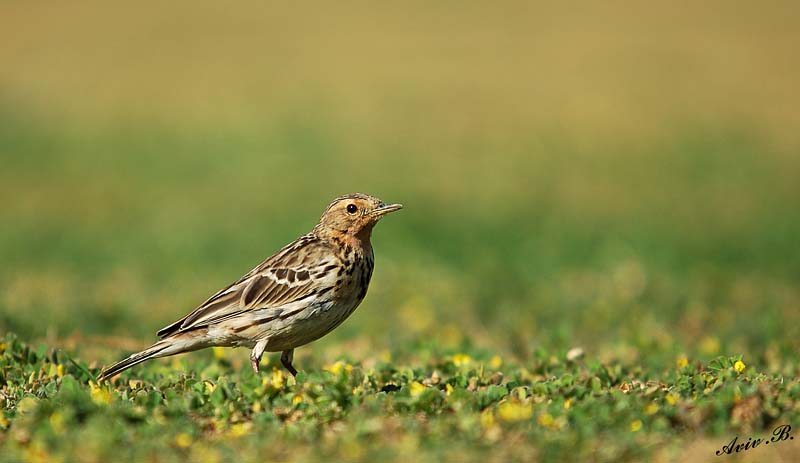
{"left": 1, "top": 1, "right": 799, "bottom": 370}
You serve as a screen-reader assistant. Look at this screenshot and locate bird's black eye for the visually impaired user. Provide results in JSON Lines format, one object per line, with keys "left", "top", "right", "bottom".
{"left": 346, "top": 204, "right": 358, "bottom": 214}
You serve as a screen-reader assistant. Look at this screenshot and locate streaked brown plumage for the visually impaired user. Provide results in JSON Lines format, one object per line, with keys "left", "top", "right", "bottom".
{"left": 98, "top": 193, "right": 402, "bottom": 381}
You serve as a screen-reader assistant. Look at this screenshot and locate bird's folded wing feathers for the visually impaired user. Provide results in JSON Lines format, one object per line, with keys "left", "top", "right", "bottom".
{"left": 157, "top": 237, "right": 338, "bottom": 338}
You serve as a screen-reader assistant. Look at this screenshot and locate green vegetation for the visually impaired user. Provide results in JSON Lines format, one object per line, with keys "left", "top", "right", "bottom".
{"left": 2, "top": 2, "right": 800, "bottom": 461}
{"left": 1, "top": 113, "right": 798, "bottom": 462}
{"left": 3, "top": 332, "right": 799, "bottom": 462}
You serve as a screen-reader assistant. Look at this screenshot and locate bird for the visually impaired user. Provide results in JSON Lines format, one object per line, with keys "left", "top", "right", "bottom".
{"left": 97, "top": 193, "right": 402, "bottom": 381}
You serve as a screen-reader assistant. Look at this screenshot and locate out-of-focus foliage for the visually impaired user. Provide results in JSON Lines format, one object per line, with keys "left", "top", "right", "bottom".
{"left": 2, "top": 334, "right": 799, "bottom": 462}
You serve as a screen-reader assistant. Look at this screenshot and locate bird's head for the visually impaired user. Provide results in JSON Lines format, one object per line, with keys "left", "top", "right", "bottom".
{"left": 314, "top": 193, "right": 402, "bottom": 242}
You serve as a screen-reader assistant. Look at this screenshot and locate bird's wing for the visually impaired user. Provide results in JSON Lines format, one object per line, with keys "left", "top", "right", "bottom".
{"left": 157, "top": 234, "right": 338, "bottom": 338}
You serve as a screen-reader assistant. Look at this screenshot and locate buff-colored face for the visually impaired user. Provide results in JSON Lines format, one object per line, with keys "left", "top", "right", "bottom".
{"left": 317, "top": 193, "right": 402, "bottom": 237}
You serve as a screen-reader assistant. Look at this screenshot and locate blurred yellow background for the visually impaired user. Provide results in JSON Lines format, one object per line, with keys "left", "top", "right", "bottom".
{"left": 2, "top": 1, "right": 799, "bottom": 138}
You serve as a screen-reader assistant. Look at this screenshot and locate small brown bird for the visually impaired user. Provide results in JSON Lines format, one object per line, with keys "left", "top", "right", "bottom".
{"left": 98, "top": 193, "right": 402, "bottom": 381}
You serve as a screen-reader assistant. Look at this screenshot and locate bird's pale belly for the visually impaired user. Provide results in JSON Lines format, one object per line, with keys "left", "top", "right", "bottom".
{"left": 266, "top": 300, "right": 361, "bottom": 351}
{"left": 222, "top": 273, "right": 370, "bottom": 352}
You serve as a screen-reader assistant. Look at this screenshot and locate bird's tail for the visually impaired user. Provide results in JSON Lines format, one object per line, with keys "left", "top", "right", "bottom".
{"left": 97, "top": 335, "right": 203, "bottom": 381}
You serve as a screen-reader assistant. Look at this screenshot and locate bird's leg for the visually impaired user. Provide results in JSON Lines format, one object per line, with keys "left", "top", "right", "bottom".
{"left": 250, "top": 339, "right": 268, "bottom": 373}
{"left": 280, "top": 349, "right": 297, "bottom": 377}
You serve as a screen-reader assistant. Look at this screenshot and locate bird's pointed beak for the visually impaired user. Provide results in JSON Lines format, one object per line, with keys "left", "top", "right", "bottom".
{"left": 371, "top": 202, "right": 403, "bottom": 217}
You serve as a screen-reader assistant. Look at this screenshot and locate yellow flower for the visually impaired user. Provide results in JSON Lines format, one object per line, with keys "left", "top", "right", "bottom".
{"left": 665, "top": 393, "right": 678, "bottom": 406}
{"left": 204, "top": 380, "right": 217, "bottom": 394}
{"left": 445, "top": 384, "right": 454, "bottom": 396}
{"left": 564, "top": 399, "right": 572, "bottom": 410}
{"left": 734, "top": 360, "right": 746, "bottom": 374}
{"left": 325, "top": 361, "right": 342, "bottom": 375}
{"left": 324, "top": 361, "right": 353, "bottom": 376}
{"left": 174, "top": 433, "right": 192, "bottom": 448}
{"left": 251, "top": 401, "right": 262, "bottom": 413}
{"left": 630, "top": 420, "right": 643, "bottom": 432}
{"left": 645, "top": 403, "right": 659, "bottom": 415}
{"left": 292, "top": 394, "right": 304, "bottom": 405}
{"left": 89, "top": 381, "right": 112, "bottom": 405}
{"left": 56, "top": 364, "right": 64, "bottom": 378}
{"left": 271, "top": 368, "right": 285, "bottom": 389}
{"left": 228, "top": 423, "right": 251, "bottom": 438}
{"left": 212, "top": 347, "right": 226, "bottom": 360}
{"left": 409, "top": 381, "right": 426, "bottom": 397}
{"left": 489, "top": 355, "right": 503, "bottom": 369}
{"left": 497, "top": 402, "right": 532, "bottom": 422}
{"left": 676, "top": 355, "right": 688, "bottom": 369}
{"left": 537, "top": 413, "right": 554, "bottom": 427}
{"left": 480, "top": 409, "right": 495, "bottom": 430}
{"left": 452, "top": 354, "right": 472, "bottom": 367}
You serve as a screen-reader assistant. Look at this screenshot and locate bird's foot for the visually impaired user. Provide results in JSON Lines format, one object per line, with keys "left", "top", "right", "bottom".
{"left": 281, "top": 349, "right": 298, "bottom": 377}
{"left": 284, "top": 363, "right": 298, "bottom": 377}
{"left": 250, "top": 339, "right": 268, "bottom": 374}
